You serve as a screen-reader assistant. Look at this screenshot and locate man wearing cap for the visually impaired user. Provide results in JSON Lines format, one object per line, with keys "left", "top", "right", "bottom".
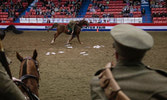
{"left": 90, "top": 24, "right": 167, "bottom": 100}
{"left": 0, "top": 40, "right": 26, "bottom": 100}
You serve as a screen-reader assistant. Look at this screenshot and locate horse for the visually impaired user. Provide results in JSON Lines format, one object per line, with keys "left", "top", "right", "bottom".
{"left": 47, "top": 19, "right": 89, "bottom": 44}
{"left": 0, "top": 24, "right": 23, "bottom": 40}
{"left": 15, "top": 49, "right": 40, "bottom": 100}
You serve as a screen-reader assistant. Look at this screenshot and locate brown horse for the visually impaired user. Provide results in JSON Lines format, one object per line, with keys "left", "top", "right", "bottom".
{"left": 47, "top": 19, "right": 89, "bottom": 44}
{"left": 15, "top": 49, "right": 40, "bottom": 100}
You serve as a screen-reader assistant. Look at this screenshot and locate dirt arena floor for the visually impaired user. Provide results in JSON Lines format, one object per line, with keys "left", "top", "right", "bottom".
{"left": 3, "top": 30, "right": 167, "bottom": 100}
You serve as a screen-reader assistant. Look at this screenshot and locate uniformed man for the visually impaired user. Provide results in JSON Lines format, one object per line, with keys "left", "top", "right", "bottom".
{"left": 0, "top": 40, "right": 26, "bottom": 100}
{"left": 90, "top": 24, "right": 167, "bottom": 100}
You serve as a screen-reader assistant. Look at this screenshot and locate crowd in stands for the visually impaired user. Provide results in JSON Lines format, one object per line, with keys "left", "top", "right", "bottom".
{"left": 86, "top": 0, "right": 142, "bottom": 18}
{"left": 0, "top": 0, "right": 167, "bottom": 23}
{"left": 0, "top": 0, "right": 34, "bottom": 23}
{"left": 150, "top": 0, "right": 167, "bottom": 23}
{"left": 24, "top": 0, "right": 82, "bottom": 18}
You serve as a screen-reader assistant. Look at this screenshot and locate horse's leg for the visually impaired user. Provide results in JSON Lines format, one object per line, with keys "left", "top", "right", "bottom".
{"left": 76, "top": 33, "right": 83, "bottom": 44}
{"left": 51, "top": 32, "right": 60, "bottom": 44}
{"left": 66, "top": 35, "right": 74, "bottom": 44}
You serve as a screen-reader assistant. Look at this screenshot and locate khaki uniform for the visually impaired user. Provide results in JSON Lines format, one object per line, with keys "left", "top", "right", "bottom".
{"left": 68, "top": 20, "right": 77, "bottom": 32}
{"left": 90, "top": 24, "right": 167, "bottom": 100}
{"left": 90, "top": 61, "right": 167, "bottom": 100}
{"left": 0, "top": 63, "right": 26, "bottom": 100}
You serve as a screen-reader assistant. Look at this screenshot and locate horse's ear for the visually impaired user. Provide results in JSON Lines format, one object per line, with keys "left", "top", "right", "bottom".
{"left": 16, "top": 52, "right": 23, "bottom": 62}
{"left": 32, "top": 49, "right": 37, "bottom": 60}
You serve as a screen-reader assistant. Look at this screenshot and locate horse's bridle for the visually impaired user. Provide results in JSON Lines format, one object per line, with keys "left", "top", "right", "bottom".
{"left": 20, "top": 57, "right": 40, "bottom": 86}
{"left": 14, "top": 57, "right": 40, "bottom": 100}
{"left": 77, "top": 20, "right": 89, "bottom": 28}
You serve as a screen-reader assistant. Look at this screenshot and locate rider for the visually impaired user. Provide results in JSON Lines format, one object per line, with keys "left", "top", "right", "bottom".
{"left": 67, "top": 20, "right": 79, "bottom": 44}
{"left": 67, "top": 20, "right": 78, "bottom": 35}
{"left": 0, "top": 40, "right": 26, "bottom": 100}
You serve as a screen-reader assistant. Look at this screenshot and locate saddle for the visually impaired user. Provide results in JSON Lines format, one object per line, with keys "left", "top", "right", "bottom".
{"left": 66, "top": 24, "right": 76, "bottom": 37}
{"left": 67, "top": 28, "right": 72, "bottom": 35}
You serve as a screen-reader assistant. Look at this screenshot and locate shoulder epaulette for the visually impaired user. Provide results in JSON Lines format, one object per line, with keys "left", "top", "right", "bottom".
{"left": 94, "top": 68, "right": 105, "bottom": 76}
{"left": 146, "top": 66, "right": 167, "bottom": 77}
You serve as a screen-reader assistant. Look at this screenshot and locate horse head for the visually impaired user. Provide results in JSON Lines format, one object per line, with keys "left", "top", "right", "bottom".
{"left": 78, "top": 19, "right": 89, "bottom": 27}
{"left": 16, "top": 49, "right": 40, "bottom": 97}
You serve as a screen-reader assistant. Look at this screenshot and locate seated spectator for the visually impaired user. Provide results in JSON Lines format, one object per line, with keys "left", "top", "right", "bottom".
{"left": 108, "top": 13, "right": 114, "bottom": 17}
{"left": 54, "top": 7, "right": 59, "bottom": 12}
{"left": 155, "top": 2, "right": 159, "bottom": 8}
{"left": 133, "top": 6, "right": 137, "bottom": 11}
{"left": 152, "top": 12, "right": 157, "bottom": 17}
{"left": 102, "top": 13, "right": 107, "bottom": 18}
{"left": 100, "top": 5, "right": 105, "bottom": 12}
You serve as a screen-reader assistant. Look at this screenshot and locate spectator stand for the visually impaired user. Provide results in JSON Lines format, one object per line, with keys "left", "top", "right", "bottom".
{"left": 1, "top": 0, "right": 166, "bottom": 24}
{"left": 21, "top": 0, "right": 82, "bottom": 20}
{"left": 150, "top": 0, "right": 167, "bottom": 23}
{"left": 14, "top": 0, "right": 38, "bottom": 23}
{"left": 0, "top": 0, "right": 34, "bottom": 23}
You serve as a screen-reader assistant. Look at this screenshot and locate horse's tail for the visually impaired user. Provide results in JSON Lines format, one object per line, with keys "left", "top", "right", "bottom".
{"left": 47, "top": 23, "right": 59, "bottom": 32}
{"left": 4, "top": 24, "right": 23, "bottom": 34}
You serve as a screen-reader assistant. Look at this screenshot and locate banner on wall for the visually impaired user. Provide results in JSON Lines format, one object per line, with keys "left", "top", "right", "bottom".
{"left": 141, "top": 0, "right": 149, "bottom": 5}
{"left": 20, "top": 18, "right": 143, "bottom": 23}
{"left": 0, "top": 23, "right": 167, "bottom": 31}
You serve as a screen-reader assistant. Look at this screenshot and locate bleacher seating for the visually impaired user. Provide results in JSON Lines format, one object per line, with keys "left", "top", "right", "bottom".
{"left": 150, "top": 0, "right": 167, "bottom": 23}
{"left": 85, "top": 0, "right": 142, "bottom": 18}
{"left": 0, "top": 0, "right": 166, "bottom": 23}
{"left": 0, "top": 0, "right": 33, "bottom": 23}
{"left": 23, "top": 0, "right": 82, "bottom": 19}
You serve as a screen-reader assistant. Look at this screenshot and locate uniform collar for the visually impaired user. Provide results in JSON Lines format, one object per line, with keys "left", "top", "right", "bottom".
{"left": 116, "top": 60, "right": 144, "bottom": 67}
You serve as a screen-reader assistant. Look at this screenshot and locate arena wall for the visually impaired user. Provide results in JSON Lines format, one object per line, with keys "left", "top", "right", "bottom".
{"left": 0, "top": 23, "right": 167, "bottom": 31}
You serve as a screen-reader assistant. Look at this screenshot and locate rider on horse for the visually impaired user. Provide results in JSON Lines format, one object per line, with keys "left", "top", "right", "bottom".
{"left": 67, "top": 20, "right": 79, "bottom": 44}
{"left": 67, "top": 20, "right": 78, "bottom": 35}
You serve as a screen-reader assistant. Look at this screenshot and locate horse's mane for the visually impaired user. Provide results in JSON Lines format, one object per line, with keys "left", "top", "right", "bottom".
{"left": 77, "top": 20, "right": 89, "bottom": 28}
{"left": 22, "top": 60, "right": 27, "bottom": 76}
